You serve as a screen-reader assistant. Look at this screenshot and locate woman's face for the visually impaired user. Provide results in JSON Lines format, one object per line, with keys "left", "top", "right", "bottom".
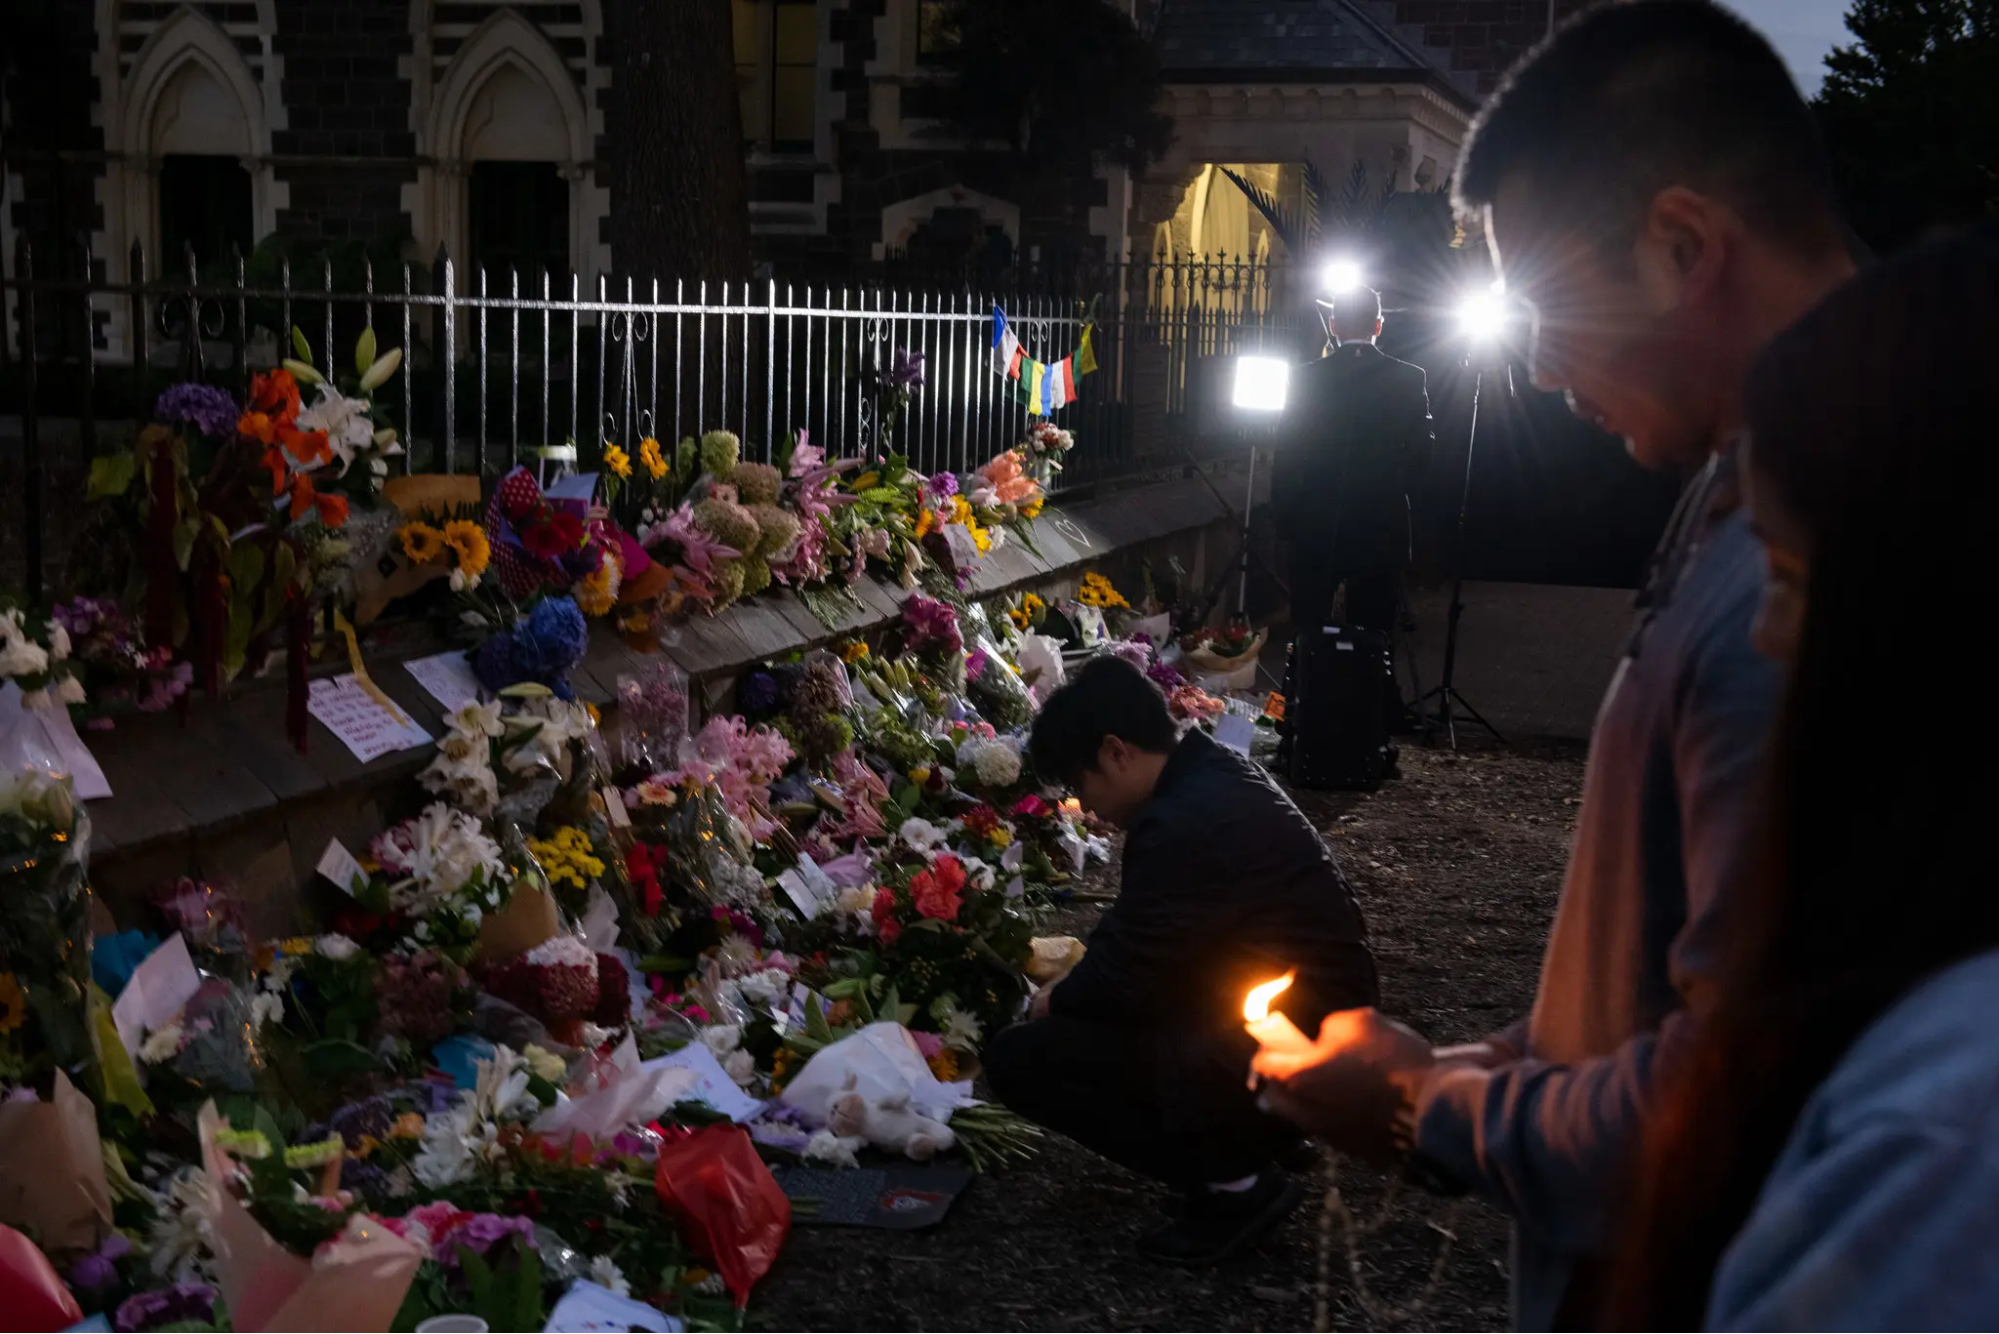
{"left": 1743, "top": 450, "right": 1812, "bottom": 662}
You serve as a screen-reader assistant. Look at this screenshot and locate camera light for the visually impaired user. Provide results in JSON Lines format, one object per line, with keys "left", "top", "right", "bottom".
{"left": 1322, "top": 259, "right": 1365, "bottom": 295}
{"left": 1457, "top": 287, "right": 1511, "bottom": 343}
{"left": 1233, "top": 356, "right": 1291, "bottom": 413}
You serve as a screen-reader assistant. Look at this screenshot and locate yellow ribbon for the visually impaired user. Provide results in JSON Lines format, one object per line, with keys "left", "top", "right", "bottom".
{"left": 332, "top": 609, "right": 411, "bottom": 726}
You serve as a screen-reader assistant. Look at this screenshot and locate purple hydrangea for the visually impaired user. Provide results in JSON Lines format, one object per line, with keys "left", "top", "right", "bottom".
{"left": 115, "top": 1282, "right": 217, "bottom": 1332}
{"left": 326, "top": 1094, "right": 393, "bottom": 1149}
{"left": 926, "top": 470, "right": 959, "bottom": 502}
{"left": 154, "top": 383, "right": 239, "bottom": 439}
{"left": 1146, "top": 657, "right": 1186, "bottom": 691}
{"left": 737, "top": 669, "right": 781, "bottom": 715}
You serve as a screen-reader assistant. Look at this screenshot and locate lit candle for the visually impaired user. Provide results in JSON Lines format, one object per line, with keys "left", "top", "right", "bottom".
{"left": 1243, "top": 972, "right": 1314, "bottom": 1081}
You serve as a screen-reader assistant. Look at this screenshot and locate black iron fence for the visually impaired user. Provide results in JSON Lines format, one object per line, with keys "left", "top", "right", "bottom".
{"left": 1, "top": 241, "right": 1309, "bottom": 598}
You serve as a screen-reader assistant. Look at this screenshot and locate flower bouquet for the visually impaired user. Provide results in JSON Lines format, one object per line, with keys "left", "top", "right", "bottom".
{"left": 0, "top": 773, "right": 95, "bottom": 1090}
{"left": 1179, "top": 623, "right": 1267, "bottom": 690}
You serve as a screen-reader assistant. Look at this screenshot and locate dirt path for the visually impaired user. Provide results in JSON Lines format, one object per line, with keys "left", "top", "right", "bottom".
{"left": 756, "top": 737, "right": 1586, "bottom": 1332}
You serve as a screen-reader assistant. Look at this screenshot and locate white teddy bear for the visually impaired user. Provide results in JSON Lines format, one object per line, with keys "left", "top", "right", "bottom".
{"left": 826, "top": 1075, "right": 956, "bottom": 1161}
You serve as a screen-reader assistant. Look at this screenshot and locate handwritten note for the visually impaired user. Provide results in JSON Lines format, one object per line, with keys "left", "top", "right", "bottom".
{"left": 403, "top": 650, "right": 483, "bottom": 714}
{"left": 307, "top": 674, "right": 432, "bottom": 762}
{"left": 315, "top": 839, "right": 368, "bottom": 895}
{"left": 1214, "top": 713, "right": 1256, "bottom": 756}
{"left": 640, "top": 1042, "right": 767, "bottom": 1123}
{"left": 112, "top": 933, "right": 201, "bottom": 1056}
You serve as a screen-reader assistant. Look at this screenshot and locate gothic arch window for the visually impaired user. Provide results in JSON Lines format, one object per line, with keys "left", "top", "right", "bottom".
{"left": 407, "top": 4, "right": 606, "bottom": 287}
{"left": 103, "top": 6, "right": 276, "bottom": 278}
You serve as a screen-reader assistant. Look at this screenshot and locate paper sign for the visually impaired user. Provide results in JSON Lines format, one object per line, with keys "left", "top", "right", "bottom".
{"left": 776, "top": 869, "right": 821, "bottom": 920}
{"left": 315, "top": 838, "right": 368, "bottom": 895}
{"left": 403, "top": 650, "right": 483, "bottom": 713}
{"left": 640, "top": 1043, "right": 767, "bottom": 1123}
{"left": 1214, "top": 713, "right": 1256, "bottom": 755}
{"left": 307, "top": 674, "right": 433, "bottom": 762}
{"left": 602, "top": 786, "right": 631, "bottom": 829}
{"left": 545, "top": 1279, "right": 683, "bottom": 1333}
{"left": 111, "top": 932, "right": 201, "bottom": 1056}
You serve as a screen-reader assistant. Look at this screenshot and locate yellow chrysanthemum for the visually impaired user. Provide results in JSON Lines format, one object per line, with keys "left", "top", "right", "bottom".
{"left": 1020, "top": 497, "right": 1044, "bottom": 519}
{"left": 0, "top": 972, "right": 26, "bottom": 1034}
{"left": 398, "top": 522, "right": 446, "bottom": 565}
{"left": 639, "top": 436, "right": 669, "bottom": 479}
{"left": 443, "top": 520, "right": 490, "bottom": 578}
{"left": 528, "top": 825, "right": 606, "bottom": 890}
{"left": 838, "top": 640, "right": 870, "bottom": 664}
{"left": 603, "top": 442, "right": 633, "bottom": 479}
{"left": 851, "top": 470, "right": 881, "bottom": 492}
{"left": 927, "top": 1048, "right": 960, "bottom": 1082}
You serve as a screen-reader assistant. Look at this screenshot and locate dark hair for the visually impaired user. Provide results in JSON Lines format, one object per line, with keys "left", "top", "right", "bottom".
{"left": 1608, "top": 231, "right": 1999, "bottom": 1327}
{"left": 1455, "top": 1, "right": 1841, "bottom": 264}
{"left": 1327, "top": 286, "right": 1382, "bottom": 330}
{"left": 1027, "top": 655, "right": 1177, "bottom": 783}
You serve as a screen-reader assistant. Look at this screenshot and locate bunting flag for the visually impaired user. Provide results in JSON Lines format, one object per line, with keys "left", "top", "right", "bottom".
{"left": 992, "top": 307, "right": 1097, "bottom": 414}
{"left": 991, "top": 306, "right": 1024, "bottom": 378}
{"left": 1074, "top": 323, "right": 1098, "bottom": 377}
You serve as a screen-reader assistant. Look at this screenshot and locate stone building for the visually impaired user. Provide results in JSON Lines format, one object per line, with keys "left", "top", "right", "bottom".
{"left": 2, "top": 0, "right": 1589, "bottom": 359}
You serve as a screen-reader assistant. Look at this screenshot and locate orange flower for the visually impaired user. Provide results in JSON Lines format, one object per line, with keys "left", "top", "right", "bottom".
{"left": 914, "top": 507, "right": 938, "bottom": 540}
{"left": 286, "top": 472, "right": 348, "bottom": 527}
{"left": 260, "top": 446, "right": 289, "bottom": 496}
{"left": 279, "top": 425, "right": 331, "bottom": 467}
{"left": 238, "top": 410, "right": 279, "bottom": 445}
{"left": 248, "top": 368, "right": 302, "bottom": 422}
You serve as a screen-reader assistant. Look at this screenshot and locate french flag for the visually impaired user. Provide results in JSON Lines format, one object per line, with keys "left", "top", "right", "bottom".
{"left": 991, "top": 306, "right": 1024, "bottom": 379}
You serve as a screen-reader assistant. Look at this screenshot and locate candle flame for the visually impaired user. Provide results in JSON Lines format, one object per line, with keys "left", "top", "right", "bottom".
{"left": 1244, "top": 972, "right": 1295, "bottom": 1023}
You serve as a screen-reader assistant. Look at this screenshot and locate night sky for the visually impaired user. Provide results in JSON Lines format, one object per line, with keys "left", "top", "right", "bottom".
{"left": 1719, "top": 0, "right": 1852, "bottom": 95}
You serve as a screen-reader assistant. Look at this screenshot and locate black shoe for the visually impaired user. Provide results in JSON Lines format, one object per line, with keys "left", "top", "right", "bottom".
{"left": 1276, "top": 1137, "right": 1322, "bottom": 1174}
{"left": 1384, "top": 742, "right": 1402, "bottom": 780}
{"left": 1136, "top": 1171, "right": 1306, "bottom": 1267}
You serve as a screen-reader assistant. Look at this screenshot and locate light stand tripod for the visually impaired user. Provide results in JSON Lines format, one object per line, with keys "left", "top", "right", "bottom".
{"left": 1411, "top": 359, "right": 1508, "bottom": 750}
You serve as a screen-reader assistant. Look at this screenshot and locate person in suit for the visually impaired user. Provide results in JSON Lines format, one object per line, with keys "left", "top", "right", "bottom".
{"left": 1271, "top": 285, "right": 1433, "bottom": 733}
{"left": 983, "top": 656, "right": 1378, "bottom": 1265}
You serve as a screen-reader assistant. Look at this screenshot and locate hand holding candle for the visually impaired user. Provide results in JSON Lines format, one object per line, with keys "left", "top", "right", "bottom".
{"left": 1243, "top": 972, "right": 1318, "bottom": 1085}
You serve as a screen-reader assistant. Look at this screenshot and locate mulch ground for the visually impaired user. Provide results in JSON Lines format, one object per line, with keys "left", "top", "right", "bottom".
{"left": 755, "top": 736, "right": 1587, "bottom": 1332}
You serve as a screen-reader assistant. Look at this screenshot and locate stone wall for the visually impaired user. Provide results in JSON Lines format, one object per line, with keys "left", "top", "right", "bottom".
{"left": 1385, "top": 0, "right": 1593, "bottom": 94}
{"left": 269, "top": 0, "right": 417, "bottom": 245}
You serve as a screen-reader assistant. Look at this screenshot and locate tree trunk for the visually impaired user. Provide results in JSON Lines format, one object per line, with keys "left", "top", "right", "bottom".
{"left": 608, "top": 0, "right": 752, "bottom": 284}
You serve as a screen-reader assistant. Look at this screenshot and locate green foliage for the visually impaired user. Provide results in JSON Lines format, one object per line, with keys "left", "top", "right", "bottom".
{"left": 457, "top": 1243, "right": 546, "bottom": 1333}
{"left": 1817, "top": 0, "right": 1999, "bottom": 249}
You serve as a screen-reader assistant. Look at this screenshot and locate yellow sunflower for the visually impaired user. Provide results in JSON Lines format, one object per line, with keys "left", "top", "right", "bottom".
{"left": 914, "top": 507, "right": 938, "bottom": 540}
{"left": 0, "top": 972, "right": 26, "bottom": 1034}
{"left": 639, "top": 436, "right": 669, "bottom": 480}
{"left": 1020, "top": 497, "right": 1044, "bottom": 519}
{"left": 838, "top": 640, "right": 870, "bottom": 664}
{"left": 442, "top": 520, "right": 490, "bottom": 578}
{"left": 574, "top": 549, "right": 622, "bottom": 616}
{"left": 398, "top": 522, "right": 446, "bottom": 565}
{"left": 603, "top": 442, "right": 633, "bottom": 479}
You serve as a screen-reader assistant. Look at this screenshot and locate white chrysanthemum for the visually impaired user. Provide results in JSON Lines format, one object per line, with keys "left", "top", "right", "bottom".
{"left": 524, "top": 934, "right": 597, "bottom": 970}
{"left": 587, "top": 1254, "right": 632, "bottom": 1297}
{"left": 701, "top": 1023, "right": 743, "bottom": 1056}
{"left": 736, "top": 967, "right": 789, "bottom": 1009}
{"left": 522, "top": 1044, "right": 568, "bottom": 1083}
{"left": 724, "top": 1049, "right": 756, "bottom": 1087}
{"left": 139, "top": 1021, "right": 185, "bottom": 1064}
{"left": 972, "top": 741, "right": 1022, "bottom": 787}
{"left": 249, "top": 992, "right": 284, "bottom": 1028}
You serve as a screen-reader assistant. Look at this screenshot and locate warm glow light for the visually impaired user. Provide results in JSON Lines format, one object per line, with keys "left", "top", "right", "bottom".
{"left": 1233, "top": 356, "right": 1290, "bottom": 412}
{"left": 1322, "top": 259, "right": 1365, "bottom": 295}
{"left": 1458, "top": 284, "right": 1511, "bottom": 343}
{"left": 1243, "top": 972, "right": 1295, "bottom": 1023}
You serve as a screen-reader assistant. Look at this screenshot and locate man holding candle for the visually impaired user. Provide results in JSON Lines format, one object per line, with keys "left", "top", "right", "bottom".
{"left": 983, "top": 656, "right": 1378, "bottom": 1265}
{"left": 1246, "top": 4, "right": 1856, "bottom": 1328}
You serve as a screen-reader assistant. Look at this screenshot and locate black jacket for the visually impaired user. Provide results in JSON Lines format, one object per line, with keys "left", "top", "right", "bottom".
{"left": 1271, "top": 341, "right": 1434, "bottom": 566}
{"left": 1051, "top": 731, "right": 1378, "bottom": 1124}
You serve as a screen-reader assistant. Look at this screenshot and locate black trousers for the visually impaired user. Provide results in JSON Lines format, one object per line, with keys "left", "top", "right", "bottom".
{"left": 1285, "top": 551, "right": 1404, "bottom": 731}
{"left": 983, "top": 1014, "right": 1300, "bottom": 1191}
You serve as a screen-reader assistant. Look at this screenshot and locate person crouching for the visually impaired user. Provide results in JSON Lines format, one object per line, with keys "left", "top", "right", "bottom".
{"left": 983, "top": 656, "right": 1379, "bottom": 1264}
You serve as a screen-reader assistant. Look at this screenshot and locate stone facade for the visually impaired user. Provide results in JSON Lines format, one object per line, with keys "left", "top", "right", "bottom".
{"left": 3, "top": 0, "right": 1534, "bottom": 352}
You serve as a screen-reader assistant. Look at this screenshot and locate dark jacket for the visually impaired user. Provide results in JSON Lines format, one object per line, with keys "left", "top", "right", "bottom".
{"left": 1272, "top": 341, "right": 1434, "bottom": 566}
{"left": 1051, "top": 730, "right": 1378, "bottom": 1127}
